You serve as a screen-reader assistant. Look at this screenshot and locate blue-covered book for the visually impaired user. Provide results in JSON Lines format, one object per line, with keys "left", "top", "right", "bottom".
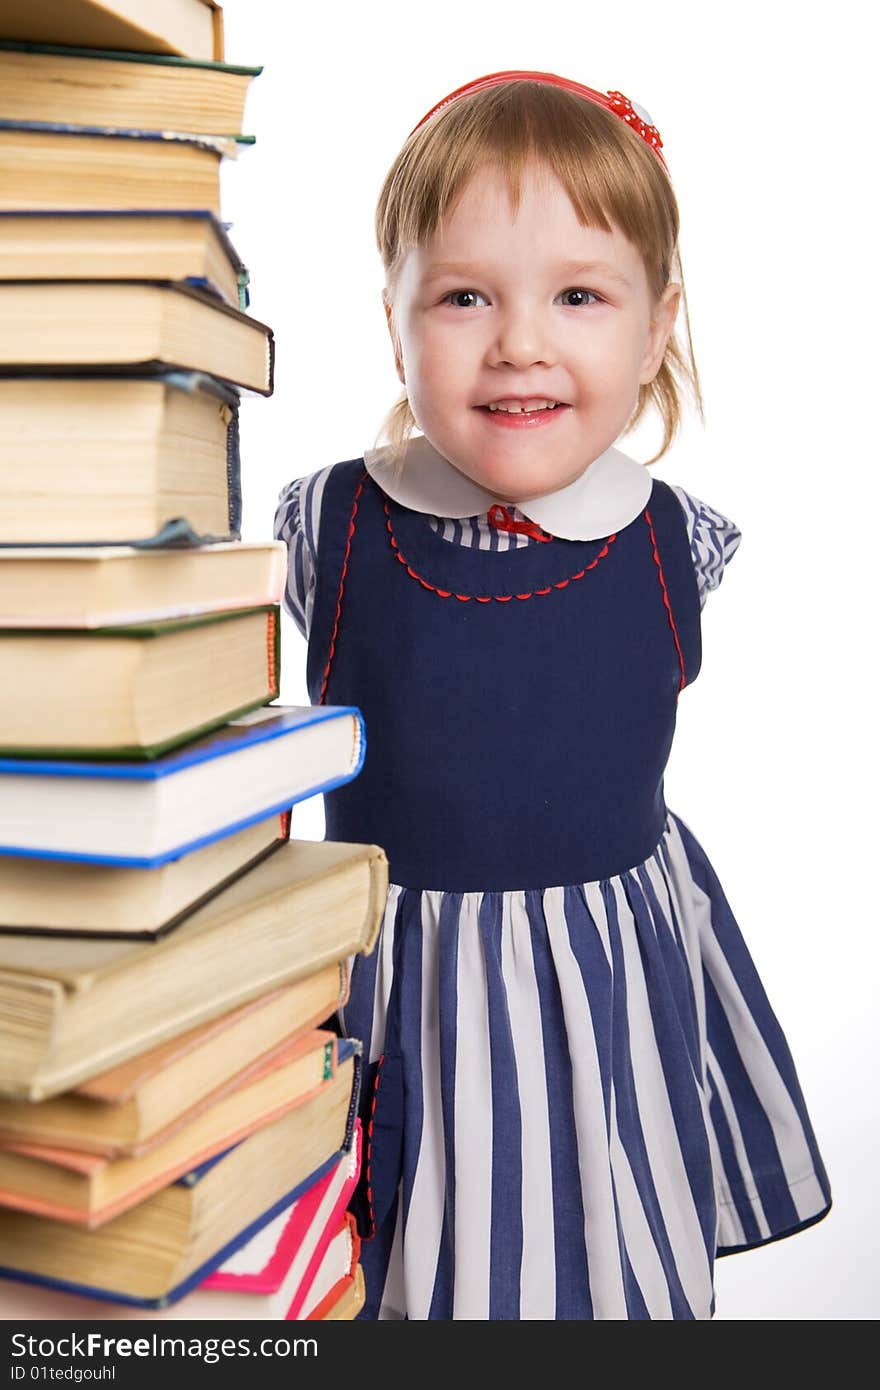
{"left": 0, "top": 704, "right": 365, "bottom": 865}
{"left": 0, "top": 1042, "right": 362, "bottom": 1312}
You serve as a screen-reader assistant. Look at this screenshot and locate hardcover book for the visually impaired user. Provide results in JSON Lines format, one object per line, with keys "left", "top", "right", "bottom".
{"left": 0, "top": 838, "right": 385, "bottom": 1099}
{"left": 0, "top": 704, "right": 365, "bottom": 864}
{"left": 0, "top": 541, "right": 286, "bottom": 629}
{"left": 0, "top": 968, "right": 350, "bottom": 1150}
{"left": 0, "top": 211, "right": 248, "bottom": 311}
{"left": 0, "top": 1120, "right": 363, "bottom": 1319}
{"left": 0, "top": 0, "right": 225, "bottom": 63}
{"left": 204, "top": 1119, "right": 362, "bottom": 1309}
{"left": 0, "top": 281, "right": 273, "bottom": 394}
{"left": 0, "top": 810, "right": 289, "bottom": 938}
{"left": 0, "top": 42, "right": 259, "bottom": 137}
{"left": 0, "top": 1045, "right": 361, "bottom": 1308}
{"left": 0, "top": 605, "right": 280, "bottom": 758}
{"left": 313, "top": 1262, "right": 365, "bottom": 1320}
{"left": 301, "top": 1213, "right": 362, "bottom": 1320}
{"left": 0, "top": 372, "right": 247, "bottom": 545}
{"left": 0, "top": 123, "right": 232, "bottom": 214}
{"left": 0, "top": 1030, "right": 346, "bottom": 1226}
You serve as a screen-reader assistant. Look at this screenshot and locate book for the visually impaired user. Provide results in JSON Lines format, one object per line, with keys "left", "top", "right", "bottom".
{"left": 0, "top": 212, "right": 248, "bottom": 311}
{"left": 0, "top": 836, "right": 385, "bottom": 1099}
{"left": 0, "top": 0, "right": 224, "bottom": 63}
{"left": 0, "top": 809, "right": 290, "bottom": 939}
{"left": 0, "top": 541, "right": 287, "bottom": 629}
{"left": 0, "top": 1047, "right": 360, "bottom": 1307}
{"left": 0, "top": 373, "right": 246, "bottom": 546}
{"left": 303, "top": 1215, "right": 362, "bottom": 1320}
{"left": 0, "top": 704, "right": 365, "bottom": 864}
{"left": 0, "top": 43, "right": 259, "bottom": 138}
{"left": 314, "top": 1262, "right": 365, "bottom": 1320}
{"left": 0, "top": 1029, "right": 346, "bottom": 1225}
{"left": 0, "top": 967, "right": 349, "bottom": 1150}
{"left": 0, "top": 606, "right": 279, "bottom": 759}
{"left": 0, "top": 704, "right": 364, "bottom": 863}
{"left": 0, "top": 1121, "right": 362, "bottom": 1319}
{"left": 0, "top": 124, "right": 232, "bottom": 214}
{"left": 203, "top": 1119, "right": 362, "bottom": 1310}
{"left": 0, "top": 281, "right": 273, "bottom": 394}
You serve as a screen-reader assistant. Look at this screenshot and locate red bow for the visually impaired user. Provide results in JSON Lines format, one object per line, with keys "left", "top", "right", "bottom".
{"left": 487, "top": 504, "right": 553, "bottom": 543}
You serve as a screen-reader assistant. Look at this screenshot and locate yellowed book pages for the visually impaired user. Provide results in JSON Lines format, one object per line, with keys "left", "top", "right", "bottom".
{"left": 0, "top": 609, "right": 276, "bottom": 753}
{"left": 0, "top": 0, "right": 223, "bottom": 61}
{"left": 0, "top": 964, "right": 347, "bottom": 1151}
{"left": 0, "top": 47, "right": 253, "bottom": 135}
{"left": 0, "top": 282, "right": 271, "bottom": 394}
{"left": 0, "top": 1056, "right": 356, "bottom": 1305}
{"left": 0, "top": 543, "right": 286, "bottom": 630}
{"left": 0, "top": 812, "right": 287, "bottom": 936}
{"left": 0, "top": 841, "right": 386, "bottom": 1100}
{"left": 0, "top": 214, "right": 241, "bottom": 308}
{"left": 0, "top": 1029, "right": 339, "bottom": 1224}
{"left": 0, "top": 379, "right": 238, "bottom": 546}
{"left": 0, "top": 127, "right": 226, "bottom": 213}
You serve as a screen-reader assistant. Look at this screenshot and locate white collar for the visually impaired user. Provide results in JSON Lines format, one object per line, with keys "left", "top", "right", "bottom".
{"left": 363, "top": 435, "right": 652, "bottom": 541}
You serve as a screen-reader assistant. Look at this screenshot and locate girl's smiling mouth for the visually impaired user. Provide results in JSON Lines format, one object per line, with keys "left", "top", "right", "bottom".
{"left": 477, "top": 397, "right": 572, "bottom": 428}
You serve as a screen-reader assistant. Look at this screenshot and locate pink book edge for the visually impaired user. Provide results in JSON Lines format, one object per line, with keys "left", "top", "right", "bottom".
{"left": 284, "top": 1130, "right": 362, "bottom": 1319}
{"left": 204, "top": 1119, "right": 362, "bottom": 1295}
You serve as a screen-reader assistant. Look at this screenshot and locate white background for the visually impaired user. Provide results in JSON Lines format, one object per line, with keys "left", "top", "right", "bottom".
{"left": 220, "top": 0, "right": 877, "bottom": 1319}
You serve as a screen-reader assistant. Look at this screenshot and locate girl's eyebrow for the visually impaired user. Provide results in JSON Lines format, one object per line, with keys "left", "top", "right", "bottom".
{"left": 420, "top": 261, "right": 483, "bottom": 282}
{"left": 561, "top": 260, "right": 632, "bottom": 288}
{"left": 420, "top": 259, "right": 633, "bottom": 288}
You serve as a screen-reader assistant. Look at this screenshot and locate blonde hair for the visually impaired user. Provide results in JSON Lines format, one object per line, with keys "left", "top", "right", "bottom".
{"left": 376, "top": 80, "right": 703, "bottom": 465}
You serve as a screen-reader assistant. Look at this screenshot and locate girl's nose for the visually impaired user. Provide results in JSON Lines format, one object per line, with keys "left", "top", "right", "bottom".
{"left": 487, "top": 306, "right": 555, "bottom": 369}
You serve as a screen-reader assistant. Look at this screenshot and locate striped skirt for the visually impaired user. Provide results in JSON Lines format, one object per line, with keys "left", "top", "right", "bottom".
{"left": 341, "top": 813, "right": 831, "bottom": 1320}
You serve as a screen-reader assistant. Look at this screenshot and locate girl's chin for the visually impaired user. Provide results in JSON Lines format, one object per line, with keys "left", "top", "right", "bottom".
{"left": 460, "top": 449, "right": 582, "bottom": 502}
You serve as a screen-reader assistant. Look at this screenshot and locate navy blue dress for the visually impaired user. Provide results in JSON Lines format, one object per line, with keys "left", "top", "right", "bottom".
{"left": 283, "top": 458, "right": 831, "bottom": 1320}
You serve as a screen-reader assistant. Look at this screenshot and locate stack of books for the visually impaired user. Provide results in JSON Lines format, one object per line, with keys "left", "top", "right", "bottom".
{"left": 0, "top": 0, "right": 383, "bottom": 1321}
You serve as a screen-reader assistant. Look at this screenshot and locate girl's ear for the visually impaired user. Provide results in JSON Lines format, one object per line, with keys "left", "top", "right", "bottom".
{"left": 639, "top": 282, "right": 681, "bottom": 385}
{"left": 383, "top": 290, "right": 405, "bottom": 385}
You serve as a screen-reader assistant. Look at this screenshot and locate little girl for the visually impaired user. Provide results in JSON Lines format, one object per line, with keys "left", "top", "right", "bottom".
{"left": 274, "top": 71, "right": 832, "bottom": 1321}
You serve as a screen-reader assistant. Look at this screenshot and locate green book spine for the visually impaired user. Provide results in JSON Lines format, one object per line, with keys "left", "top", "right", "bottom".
{"left": 0, "top": 40, "right": 263, "bottom": 77}
{"left": 0, "top": 695, "right": 276, "bottom": 762}
{"left": 0, "top": 605, "right": 276, "bottom": 640}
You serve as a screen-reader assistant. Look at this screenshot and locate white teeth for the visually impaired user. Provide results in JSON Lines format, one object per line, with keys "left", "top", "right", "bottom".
{"left": 487, "top": 399, "right": 559, "bottom": 413}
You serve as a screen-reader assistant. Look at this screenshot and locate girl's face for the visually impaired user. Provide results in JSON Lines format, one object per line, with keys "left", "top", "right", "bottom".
{"left": 387, "top": 162, "right": 680, "bottom": 502}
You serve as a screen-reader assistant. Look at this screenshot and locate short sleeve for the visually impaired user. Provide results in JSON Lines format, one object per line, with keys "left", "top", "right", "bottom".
{"left": 670, "top": 486, "right": 742, "bottom": 610}
{"left": 273, "top": 465, "right": 335, "bottom": 640}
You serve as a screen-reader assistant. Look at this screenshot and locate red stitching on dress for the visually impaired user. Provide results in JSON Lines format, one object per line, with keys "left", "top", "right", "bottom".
{"left": 384, "top": 498, "right": 617, "bottom": 601}
{"left": 363, "top": 1053, "right": 385, "bottom": 1242}
{"left": 645, "top": 507, "right": 686, "bottom": 691}
{"left": 318, "top": 470, "right": 366, "bottom": 705}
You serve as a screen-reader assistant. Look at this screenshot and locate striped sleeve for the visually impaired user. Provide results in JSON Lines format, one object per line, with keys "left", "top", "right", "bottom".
{"left": 272, "top": 465, "right": 335, "bottom": 640}
{"left": 670, "top": 486, "right": 742, "bottom": 610}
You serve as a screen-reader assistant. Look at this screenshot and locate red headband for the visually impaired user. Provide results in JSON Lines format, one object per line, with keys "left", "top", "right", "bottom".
{"left": 410, "top": 69, "right": 669, "bottom": 174}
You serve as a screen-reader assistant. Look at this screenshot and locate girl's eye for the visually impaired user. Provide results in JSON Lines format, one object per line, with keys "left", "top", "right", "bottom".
{"left": 444, "top": 290, "right": 488, "bottom": 308}
{"left": 556, "top": 287, "right": 601, "bottom": 308}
